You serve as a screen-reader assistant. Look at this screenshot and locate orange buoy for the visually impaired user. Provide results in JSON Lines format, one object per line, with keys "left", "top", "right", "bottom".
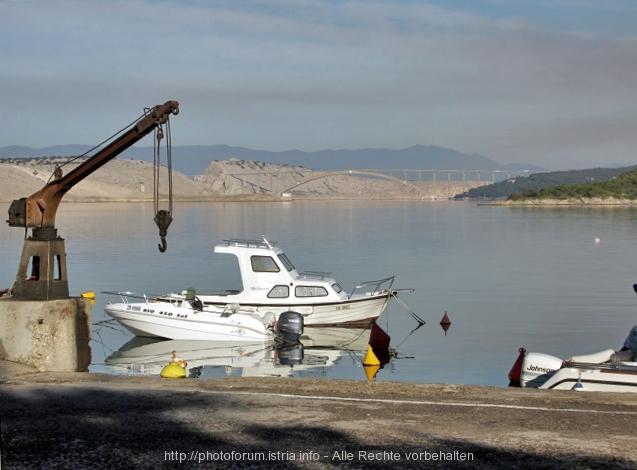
{"left": 508, "top": 347, "right": 526, "bottom": 385}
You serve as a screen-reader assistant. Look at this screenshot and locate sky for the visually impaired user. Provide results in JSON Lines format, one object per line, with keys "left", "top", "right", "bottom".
{"left": 1, "top": 0, "right": 636, "bottom": 170}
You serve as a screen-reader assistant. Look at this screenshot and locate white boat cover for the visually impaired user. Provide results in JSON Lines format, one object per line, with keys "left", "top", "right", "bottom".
{"left": 569, "top": 349, "right": 615, "bottom": 364}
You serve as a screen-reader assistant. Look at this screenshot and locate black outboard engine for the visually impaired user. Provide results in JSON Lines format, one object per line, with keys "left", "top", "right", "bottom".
{"left": 275, "top": 311, "right": 304, "bottom": 344}
{"left": 276, "top": 342, "right": 304, "bottom": 366}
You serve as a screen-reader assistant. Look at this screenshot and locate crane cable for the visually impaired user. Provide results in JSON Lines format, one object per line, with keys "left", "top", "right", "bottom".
{"left": 153, "top": 115, "right": 173, "bottom": 253}
{"left": 45, "top": 113, "right": 147, "bottom": 186}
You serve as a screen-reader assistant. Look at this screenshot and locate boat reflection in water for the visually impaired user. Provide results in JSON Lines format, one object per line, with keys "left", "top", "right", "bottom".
{"left": 105, "top": 327, "right": 372, "bottom": 379}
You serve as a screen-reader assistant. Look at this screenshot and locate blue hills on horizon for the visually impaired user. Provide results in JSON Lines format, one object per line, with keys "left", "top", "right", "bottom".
{"left": 0, "top": 143, "right": 546, "bottom": 176}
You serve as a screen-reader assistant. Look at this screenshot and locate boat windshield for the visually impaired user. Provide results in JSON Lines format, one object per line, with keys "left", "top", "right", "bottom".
{"left": 251, "top": 256, "right": 280, "bottom": 273}
{"left": 277, "top": 253, "right": 295, "bottom": 272}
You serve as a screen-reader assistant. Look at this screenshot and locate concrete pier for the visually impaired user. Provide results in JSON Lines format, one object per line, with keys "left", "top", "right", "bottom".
{"left": 0, "top": 297, "right": 91, "bottom": 372}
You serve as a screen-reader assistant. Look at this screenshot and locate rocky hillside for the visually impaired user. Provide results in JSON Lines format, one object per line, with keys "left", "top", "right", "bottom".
{"left": 0, "top": 157, "right": 487, "bottom": 203}
{"left": 0, "top": 157, "right": 211, "bottom": 203}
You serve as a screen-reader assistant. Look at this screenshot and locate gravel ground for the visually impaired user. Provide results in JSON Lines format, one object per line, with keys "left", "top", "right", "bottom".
{"left": 2, "top": 363, "right": 637, "bottom": 469}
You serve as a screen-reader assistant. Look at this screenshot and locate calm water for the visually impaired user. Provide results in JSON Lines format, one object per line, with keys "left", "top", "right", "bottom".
{"left": 1, "top": 200, "right": 636, "bottom": 387}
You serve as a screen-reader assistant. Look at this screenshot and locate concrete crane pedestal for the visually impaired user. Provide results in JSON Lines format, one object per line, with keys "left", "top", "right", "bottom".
{"left": 0, "top": 297, "right": 91, "bottom": 372}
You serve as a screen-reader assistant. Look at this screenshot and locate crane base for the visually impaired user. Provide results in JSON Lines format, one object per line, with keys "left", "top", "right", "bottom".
{"left": 12, "top": 233, "right": 70, "bottom": 301}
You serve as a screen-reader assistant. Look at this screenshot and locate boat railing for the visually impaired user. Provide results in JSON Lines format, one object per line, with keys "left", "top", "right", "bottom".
{"left": 298, "top": 271, "right": 331, "bottom": 280}
{"left": 350, "top": 276, "right": 395, "bottom": 297}
{"left": 222, "top": 238, "right": 277, "bottom": 249}
{"left": 101, "top": 291, "right": 182, "bottom": 305}
{"left": 566, "top": 361, "right": 637, "bottom": 372}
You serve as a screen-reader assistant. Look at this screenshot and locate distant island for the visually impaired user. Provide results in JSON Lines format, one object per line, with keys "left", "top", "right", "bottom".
{"left": 492, "top": 167, "right": 637, "bottom": 206}
{"left": 456, "top": 166, "right": 637, "bottom": 200}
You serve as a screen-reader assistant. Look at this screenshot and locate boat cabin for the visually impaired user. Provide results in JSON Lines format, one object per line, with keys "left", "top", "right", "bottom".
{"left": 212, "top": 238, "right": 349, "bottom": 303}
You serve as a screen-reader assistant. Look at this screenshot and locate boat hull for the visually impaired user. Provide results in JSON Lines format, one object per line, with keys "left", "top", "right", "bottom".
{"left": 104, "top": 303, "right": 272, "bottom": 342}
{"left": 200, "top": 293, "right": 391, "bottom": 327}
{"left": 540, "top": 365, "right": 637, "bottom": 392}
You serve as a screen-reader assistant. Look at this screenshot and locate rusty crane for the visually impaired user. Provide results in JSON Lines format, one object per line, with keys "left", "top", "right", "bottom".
{"left": 6, "top": 101, "right": 179, "bottom": 300}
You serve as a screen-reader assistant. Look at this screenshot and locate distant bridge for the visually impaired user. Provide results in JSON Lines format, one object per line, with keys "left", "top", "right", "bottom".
{"left": 281, "top": 170, "right": 406, "bottom": 194}
{"left": 280, "top": 169, "right": 535, "bottom": 195}
{"left": 220, "top": 169, "right": 535, "bottom": 196}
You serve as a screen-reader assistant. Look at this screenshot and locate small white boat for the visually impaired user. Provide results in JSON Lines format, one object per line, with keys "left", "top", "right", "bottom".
{"left": 103, "top": 291, "right": 303, "bottom": 343}
{"left": 513, "top": 326, "right": 637, "bottom": 393}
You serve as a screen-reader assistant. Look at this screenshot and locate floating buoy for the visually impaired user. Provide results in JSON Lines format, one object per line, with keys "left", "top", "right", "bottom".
{"left": 369, "top": 320, "right": 391, "bottom": 351}
{"left": 508, "top": 347, "right": 526, "bottom": 385}
{"left": 440, "top": 311, "right": 451, "bottom": 336}
{"left": 363, "top": 345, "right": 381, "bottom": 381}
{"left": 364, "top": 363, "right": 380, "bottom": 381}
{"left": 160, "top": 362, "right": 186, "bottom": 378}
{"left": 595, "top": 237, "right": 601, "bottom": 244}
{"left": 362, "top": 345, "right": 382, "bottom": 381}
{"left": 363, "top": 345, "right": 380, "bottom": 366}
{"left": 160, "top": 350, "right": 187, "bottom": 378}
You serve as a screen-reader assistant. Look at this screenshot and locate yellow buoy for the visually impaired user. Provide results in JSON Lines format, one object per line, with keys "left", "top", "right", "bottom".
{"left": 364, "top": 364, "right": 380, "bottom": 381}
{"left": 160, "top": 362, "right": 186, "bottom": 378}
{"left": 363, "top": 345, "right": 380, "bottom": 366}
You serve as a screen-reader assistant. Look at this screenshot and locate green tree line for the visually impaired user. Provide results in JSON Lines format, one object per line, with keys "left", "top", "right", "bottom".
{"left": 456, "top": 166, "right": 637, "bottom": 200}
{"left": 509, "top": 167, "right": 637, "bottom": 200}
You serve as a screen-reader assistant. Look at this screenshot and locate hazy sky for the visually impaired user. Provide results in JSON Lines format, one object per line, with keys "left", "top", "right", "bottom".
{"left": 2, "top": 0, "right": 636, "bottom": 170}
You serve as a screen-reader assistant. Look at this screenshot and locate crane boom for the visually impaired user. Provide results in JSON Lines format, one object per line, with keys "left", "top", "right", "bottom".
{"left": 7, "top": 100, "right": 179, "bottom": 230}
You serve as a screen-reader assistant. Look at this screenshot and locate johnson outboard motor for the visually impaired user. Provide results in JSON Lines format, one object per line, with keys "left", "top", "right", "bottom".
{"left": 274, "top": 311, "right": 304, "bottom": 344}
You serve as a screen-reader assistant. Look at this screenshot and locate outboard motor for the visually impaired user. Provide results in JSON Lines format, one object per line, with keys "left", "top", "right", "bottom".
{"left": 276, "top": 342, "right": 304, "bottom": 366}
{"left": 520, "top": 352, "right": 564, "bottom": 388}
{"left": 274, "top": 311, "right": 304, "bottom": 344}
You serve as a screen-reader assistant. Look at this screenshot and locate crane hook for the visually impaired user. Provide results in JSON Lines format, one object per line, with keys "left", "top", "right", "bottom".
{"left": 158, "top": 236, "right": 168, "bottom": 253}
{"left": 154, "top": 209, "right": 172, "bottom": 254}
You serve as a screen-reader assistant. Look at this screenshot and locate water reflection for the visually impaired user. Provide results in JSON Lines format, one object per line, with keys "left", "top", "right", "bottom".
{"left": 104, "top": 327, "right": 375, "bottom": 380}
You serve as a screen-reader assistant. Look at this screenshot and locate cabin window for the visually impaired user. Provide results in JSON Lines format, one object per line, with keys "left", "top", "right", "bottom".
{"left": 251, "top": 256, "right": 280, "bottom": 273}
{"left": 332, "top": 283, "right": 343, "bottom": 294}
{"left": 267, "top": 285, "right": 289, "bottom": 298}
{"left": 277, "top": 253, "right": 295, "bottom": 272}
{"left": 295, "top": 286, "right": 328, "bottom": 297}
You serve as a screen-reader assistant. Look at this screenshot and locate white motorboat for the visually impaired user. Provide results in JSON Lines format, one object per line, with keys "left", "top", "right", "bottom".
{"left": 103, "top": 291, "right": 303, "bottom": 343}
{"left": 103, "top": 236, "right": 412, "bottom": 340}
{"left": 512, "top": 325, "right": 637, "bottom": 393}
